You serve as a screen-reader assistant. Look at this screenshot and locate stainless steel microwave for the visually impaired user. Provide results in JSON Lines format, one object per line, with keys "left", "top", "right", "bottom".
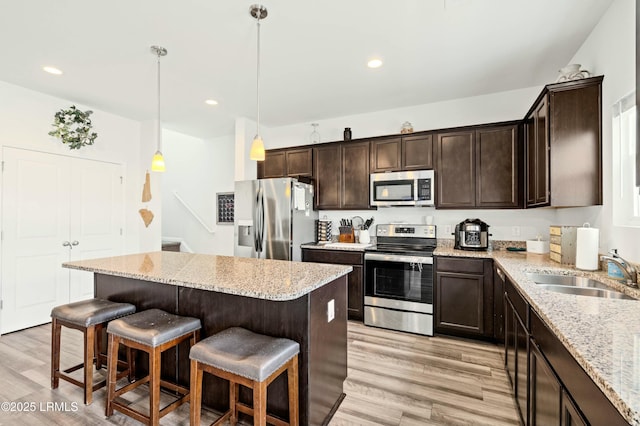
{"left": 370, "top": 170, "right": 435, "bottom": 207}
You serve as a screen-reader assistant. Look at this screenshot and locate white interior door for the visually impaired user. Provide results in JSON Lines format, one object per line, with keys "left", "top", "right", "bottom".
{"left": 68, "top": 160, "right": 123, "bottom": 302}
{"left": 1, "top": 148, "right": 124, "bottom": 333}
{"left": 1, "top": 148, "right": 71, "bottom": 333}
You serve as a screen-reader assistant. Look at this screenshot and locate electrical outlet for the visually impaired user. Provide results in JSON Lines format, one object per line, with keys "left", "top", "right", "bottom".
{"left": 512, "top": 226, "right": 521, "bottom": 237}
{"left": 444, "top": 225, "right": 452, "bottom": 235}
{"left": 327, "top": 299, "right": 335, "bottom": 323}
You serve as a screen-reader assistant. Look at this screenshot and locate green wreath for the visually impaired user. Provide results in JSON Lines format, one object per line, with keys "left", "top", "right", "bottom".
{"left": 48, "top": 105, "right": 98, "bottom": 150}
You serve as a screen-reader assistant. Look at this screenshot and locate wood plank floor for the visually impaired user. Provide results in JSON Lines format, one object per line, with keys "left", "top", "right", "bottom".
{"left": 0, "top": 321, "right": 519, "bottom": 425}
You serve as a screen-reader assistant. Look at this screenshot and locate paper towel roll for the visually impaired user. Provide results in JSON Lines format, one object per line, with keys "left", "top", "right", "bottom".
{"left": 575, "top": 223, "right": 599, "bottom": 270}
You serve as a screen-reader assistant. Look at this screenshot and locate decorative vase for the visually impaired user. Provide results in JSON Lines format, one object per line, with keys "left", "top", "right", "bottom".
{"left": 309, "top": 123, "right": 320, "bottom": 144}
{"left": 401, "top": 121, "right": 414, "bottom": 134}
{"left": 556, "top": 64, "right": 591, "bottom": 82}
{"left": 343, "top": 127, "right": 352, "bottom": 141}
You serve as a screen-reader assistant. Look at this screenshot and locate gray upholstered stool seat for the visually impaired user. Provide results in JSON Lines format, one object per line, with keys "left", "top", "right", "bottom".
{"left": 51, "top": 298, "right": 136, "bottom": 326}
{"left": 189, "top": 327, "right": 300, "bottom": 426}
{"left": 105, "top": 308, "right": 201, "bottom": 425}
{"left": 190, "top": 327, "right": 299, "bottom": 381}
{"left": 50, "top": 298, "right": 136, "bottom": 405}
{"left": 107, "top": 308, "right": 202, "bottom": 347}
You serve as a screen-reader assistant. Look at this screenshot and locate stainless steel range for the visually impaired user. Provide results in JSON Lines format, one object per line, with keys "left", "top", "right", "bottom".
{"left": 364, "top": 224, "right": 436, "bottom": 336}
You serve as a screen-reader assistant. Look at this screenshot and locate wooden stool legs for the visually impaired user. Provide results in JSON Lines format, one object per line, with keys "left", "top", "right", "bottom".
{"left": 106, "top": 330, "right": 199, "bottom": 426}
{"left": 50, "top": 318, "right": 100, "bottom": 405}
{"left": 190, "top": 354, "right": 299, "bottom": 426}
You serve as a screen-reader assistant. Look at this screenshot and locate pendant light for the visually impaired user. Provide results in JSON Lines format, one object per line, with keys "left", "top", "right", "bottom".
{"left": 150, "top": 45, "right": 167, "bottom": 172}
{"left": 249, "top": 4, "right": 268, "bottom": 161}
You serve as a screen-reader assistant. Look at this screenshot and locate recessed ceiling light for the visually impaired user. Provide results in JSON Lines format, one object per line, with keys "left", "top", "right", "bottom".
{"left": 205, "top": 99, "right": 218, "bottom": 106}
{"left": 367, "top": 59, "right": 383, "bottom": 69}
{"left": 43, "top": 66, "right": 63, "bottom": 75}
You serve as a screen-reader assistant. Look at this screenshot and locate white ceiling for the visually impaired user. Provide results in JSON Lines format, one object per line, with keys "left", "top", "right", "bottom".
{"left": 0, "top": 0, "right": 614, "bottom": 139}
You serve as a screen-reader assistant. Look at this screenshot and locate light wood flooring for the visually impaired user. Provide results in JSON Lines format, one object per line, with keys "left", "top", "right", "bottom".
{"left": 0, "top": 321, "right": 519, "bottom": 425}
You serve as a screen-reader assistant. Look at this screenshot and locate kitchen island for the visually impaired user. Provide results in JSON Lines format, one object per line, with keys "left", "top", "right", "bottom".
{"left": 63, "top": 251, "right": 352, "bottom": 426}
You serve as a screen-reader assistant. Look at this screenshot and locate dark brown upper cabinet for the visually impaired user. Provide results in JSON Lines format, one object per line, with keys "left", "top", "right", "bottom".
{"left": 370, "top": 133, "right": 433, "bottom": 172}
{"left": 524, "top": 76, "right": 603, "bottom": 207}
{"left": 314, "top": 141, "right": 371, "bottom": 210}
{"left": 526, "top": 97, "right": 549, "bottom": 206}
{"left": 258, "top": 147, "right": 313, "bottom": 179}
{"left": 436, "top": 123, "right": 521, "bottom": 209}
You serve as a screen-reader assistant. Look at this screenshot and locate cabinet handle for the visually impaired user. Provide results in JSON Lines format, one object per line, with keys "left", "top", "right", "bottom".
{"left": 496, "top": 268, "right": 505, "bottom": 281}
{"left": 71, "top": 240, "right": 79, "bottom": 246}
{"left": 62, "top": 241, "right": 71, "bottom": 247}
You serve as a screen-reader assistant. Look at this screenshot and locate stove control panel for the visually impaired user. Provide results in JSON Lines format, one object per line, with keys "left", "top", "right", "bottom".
{"left": 376, "top": 224, "right": 436, "bottom": 238}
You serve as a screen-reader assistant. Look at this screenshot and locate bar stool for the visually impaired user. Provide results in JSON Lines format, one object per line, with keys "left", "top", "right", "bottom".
{"left": 106, "top": 308, "right": 201, "bottom": 425}
{"left": 189, "top": 327, "right": 300, "bottom": 426}
{"left": 50, "top": 298, "right": 136, "bottom": 405}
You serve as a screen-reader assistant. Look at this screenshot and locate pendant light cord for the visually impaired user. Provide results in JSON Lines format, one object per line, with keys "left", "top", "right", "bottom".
{"left": 157, "top": 51, "right": 162, "bottom": 152}
{"left": 256, "top": 13, "right": 261, "bottom": 137}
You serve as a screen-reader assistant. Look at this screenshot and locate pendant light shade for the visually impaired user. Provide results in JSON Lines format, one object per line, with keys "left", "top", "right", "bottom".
{"left": 151, "top": 151, "right": 165, "bottom": 172}
{"left": 249, "top": 4, "right": 267, "bottom": 162}
{"left": 249, "top": 135, "right": 265, "bottom": 161}
{"left": 150, "top": 45, "right": 167, "bottom": 172}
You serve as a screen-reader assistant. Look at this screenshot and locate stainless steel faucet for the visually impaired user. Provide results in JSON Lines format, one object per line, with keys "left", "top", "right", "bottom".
{"left": 600, "top": 249, "right": 638, "bottom": 287}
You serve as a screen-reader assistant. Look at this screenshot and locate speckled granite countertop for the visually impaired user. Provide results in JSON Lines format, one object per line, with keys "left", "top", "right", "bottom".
{"left": 63, "top": 251, "right": 352, "bottom": 301}
{"left": 301, "top": 242, "right": 372, "bottom": 252}
{"left": 435, "top": 246, "right": 640, "bottom": 425}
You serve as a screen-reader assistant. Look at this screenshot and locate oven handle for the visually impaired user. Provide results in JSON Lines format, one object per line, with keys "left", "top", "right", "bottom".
{"left": 364, "top": 253, "right": 433, "bottom": 264}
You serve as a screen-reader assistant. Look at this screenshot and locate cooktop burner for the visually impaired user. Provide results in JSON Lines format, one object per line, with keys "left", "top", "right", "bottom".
{"left": 366, "top": 224, "right": 437, "bottom": 255}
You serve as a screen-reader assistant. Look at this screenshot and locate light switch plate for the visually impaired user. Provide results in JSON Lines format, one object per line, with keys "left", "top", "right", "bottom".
{"left": 327, "top": 299, "right": 335, "bottom": 322}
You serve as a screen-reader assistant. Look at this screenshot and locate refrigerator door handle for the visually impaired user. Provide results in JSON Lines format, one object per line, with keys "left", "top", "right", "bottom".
{"left": 254, "top": 185, "right": 265, "bottom": 256}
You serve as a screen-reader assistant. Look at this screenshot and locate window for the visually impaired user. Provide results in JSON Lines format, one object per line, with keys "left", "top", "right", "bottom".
{"left": 612, "top": 92, "right": 640, "bottom": 226}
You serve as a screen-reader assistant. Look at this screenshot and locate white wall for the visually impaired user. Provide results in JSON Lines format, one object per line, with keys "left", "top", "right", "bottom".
{"left": 555, "top": 0, "right": 637, "bottom": 260}
{"left": 0, "top": 80, "right": 157, "bottom": 253}
{"left": 161, "top": 130, "right": 235, "bottom": 255}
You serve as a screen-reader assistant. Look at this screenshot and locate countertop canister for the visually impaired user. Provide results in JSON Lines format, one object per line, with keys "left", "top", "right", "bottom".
{"left": 575, "top": 223, "right": 599, "bottom": 270}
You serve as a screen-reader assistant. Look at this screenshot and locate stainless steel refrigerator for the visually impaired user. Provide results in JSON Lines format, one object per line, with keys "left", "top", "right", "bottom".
{"left": 234, "top": 178, "right": 317, "bottom": 261}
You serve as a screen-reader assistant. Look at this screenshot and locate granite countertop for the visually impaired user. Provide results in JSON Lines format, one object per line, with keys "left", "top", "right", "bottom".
{"left": 63, "top": 251, "right": 352, "bottom": 302}
{"left": 436, "top": 245, "right": 640, "bottom": 425}
{"left": 301, "top": 242, "right": 373, "bottom": 252}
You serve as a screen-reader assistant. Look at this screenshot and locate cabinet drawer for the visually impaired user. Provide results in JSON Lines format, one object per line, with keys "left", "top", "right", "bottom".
{"left": 505, "top": 278, "right": 528, "bottom": 329}
{"left": 436, "top": 256, "right": 484, "bottom": 274}
{"left": 302, "top": 249, "right": 363, "bottom": 265}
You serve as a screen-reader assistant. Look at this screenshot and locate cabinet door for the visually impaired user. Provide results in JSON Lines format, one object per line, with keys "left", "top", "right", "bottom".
{"left": 347, "top": 265, "right": 364, "bottom": 321}
{"left": 314, "top": 145, "right": 342, "bottom": 209}
{"left": 516, "top": 315, "right": 529, "bottom": 424}
{"left": 527, "top": 97, "right": 550, "bottom": 207}
{"left": 436, "top": 131, "right": 475, "bottom": 208}
{"left": 342, "top": 141, "right": 371, "bottom": 209}
{"left": 262, "top": 150, "right": 287, "bottom": 178}
{"left": 549, "top": 82, "right": 602, "bottom": 206}
{"left": 529, "top": 342, "right": 561, "bottom": 426}
{"left": 475, "top": 125, "right": 521, "bottom": 208}
{"left": 494, "top": 267, "right": 506, "bottom": 343}
{"left": 561, "top": 389, "right": 587, "bottom": 426}
{"left": 370, "top": 137, "right": 401, "bottom": 172}
{"left": 505, "top": 299, "right": 517, "bottom": 386}
{"left": 402, "top": 134, "right": 433, "bottom": 170}
{"left": 286, "top": 148, "right": 313, "bottom": 177}
{"left": 435, "top": 272, "right": 484, "bottom": 335}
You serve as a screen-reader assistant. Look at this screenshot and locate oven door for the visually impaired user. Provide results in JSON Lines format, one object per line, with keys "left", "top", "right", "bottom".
{"left": 364, "top": 252, "right": 433, "bottom": 305}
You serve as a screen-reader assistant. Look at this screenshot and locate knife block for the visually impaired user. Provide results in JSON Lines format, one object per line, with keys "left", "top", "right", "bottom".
{"left": 338, "top": 226, "right": 354, "bottom": 243}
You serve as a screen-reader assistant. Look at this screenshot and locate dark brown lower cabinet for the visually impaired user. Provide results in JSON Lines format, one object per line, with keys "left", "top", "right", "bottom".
{"left": 434, "top": 257, "right": 494, "bottom": 339}
{"left": 505, "top": 292, "right": 528, "bottom": 425}
{"left": 504, "top": 275, "right": 627, "bottom": 426}
{"left": 529, "top": 342, "right": 560, "bottom": 426}
{"left": 302, "top": 248, "right": 364, "bottom": 321}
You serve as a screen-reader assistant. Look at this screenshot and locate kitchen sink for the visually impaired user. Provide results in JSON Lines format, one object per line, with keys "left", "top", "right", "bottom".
{"left": 525, "top": 273, "right": 635, "bottom": 300}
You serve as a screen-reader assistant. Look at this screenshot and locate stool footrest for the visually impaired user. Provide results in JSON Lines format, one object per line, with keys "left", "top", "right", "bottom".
{"left": 236, "top": 401, "right": 289, "bottom": 426}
